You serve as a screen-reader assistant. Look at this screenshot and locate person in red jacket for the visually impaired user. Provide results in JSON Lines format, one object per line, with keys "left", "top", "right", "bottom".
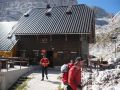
{"left": 40, "top": 55, "right": 49, "bottom": 81}
{"left": 68, "top": 57, "right": 84, "bottom": 90}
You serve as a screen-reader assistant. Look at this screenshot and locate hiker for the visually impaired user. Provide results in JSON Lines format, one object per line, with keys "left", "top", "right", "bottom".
{"left": 60, "top": 60, "right": 74, "bottom": 90}
{"left": 61, "top": 63, "right": 68, "bottom": 85}
{"left": 68, "top": 57, "right": 84, "bottom": 90}
{"left": 68, "top": 59, "right": 74, "bottom": 69}
{"left": 40, "top": 55, "right": 49, "bottom": 81}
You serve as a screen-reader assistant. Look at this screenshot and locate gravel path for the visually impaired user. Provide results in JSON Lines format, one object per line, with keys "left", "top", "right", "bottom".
{"left": 26, "top": 69, "right": 61, "bottom": 90}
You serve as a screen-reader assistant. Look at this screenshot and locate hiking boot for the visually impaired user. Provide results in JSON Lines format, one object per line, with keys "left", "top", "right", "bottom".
{"left": 46, "top": 76, "right": 48, "bottom": 79}
{"left": 41, "top": 78, "right": 44, "bottom": 81}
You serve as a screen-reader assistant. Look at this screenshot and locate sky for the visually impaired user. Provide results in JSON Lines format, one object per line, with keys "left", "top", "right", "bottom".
{"left": 77, "top": 0, "right": 120, "bottom": 14}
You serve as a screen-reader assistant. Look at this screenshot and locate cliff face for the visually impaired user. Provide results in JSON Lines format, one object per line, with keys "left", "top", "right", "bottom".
{"left": 91, "top": 6, "right": 114, "bottom": 26}
{"left": 0, "top": 0, "right": 77, "bottom": 21}
{"left": 0, "top": 0, "right": 113, "bottom": 24}
{"left": 92, "top": 6, "right": 113, "bottom": 18}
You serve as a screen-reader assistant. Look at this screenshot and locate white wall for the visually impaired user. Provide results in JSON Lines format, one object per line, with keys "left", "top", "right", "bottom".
{"left": 0, "top": 66, "right": 38, "bottom": 90}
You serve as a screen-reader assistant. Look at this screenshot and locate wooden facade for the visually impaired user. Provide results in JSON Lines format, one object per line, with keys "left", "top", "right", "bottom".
{"left": 15, "top": 34, "right": 89, "bottom": 66}
{"left": 0, "top": 48, "right": 16, "bottom": 58}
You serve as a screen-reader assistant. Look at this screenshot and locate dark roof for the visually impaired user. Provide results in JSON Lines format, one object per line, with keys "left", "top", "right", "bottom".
{"left": 13, "top": 4, "right": 95, "bottom": 35}
{"left": 0, "top": 22, "right": 18, "bottom": 51}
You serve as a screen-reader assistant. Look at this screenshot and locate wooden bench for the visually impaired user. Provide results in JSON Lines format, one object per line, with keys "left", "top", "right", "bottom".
{"left": 13, "top": 57, "right": 29, "bottom": 66}
{"left": 99, "top": 61, "right": 110, "bottom": 70}
{"left": 7, "top": 57, "right": 29, "bottom": 69}
{"left": 89, "top": 59, "right": 113, "bottom": 70}
{"left": 89, "top": 58, "right": 100, "bottom": 69}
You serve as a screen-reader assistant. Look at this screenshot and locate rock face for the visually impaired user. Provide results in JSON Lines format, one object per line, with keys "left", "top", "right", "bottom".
{"left": 91, "top": 6, "right": 114, "bottom": 26}
{"left": 0, "top": 0, "right": 113, "bottom": 25}
{"left": 0, "top": 0, "right": 77, "bottom": 21}
{"left": 92, "top": 6, "right": 113, "bottom": 18}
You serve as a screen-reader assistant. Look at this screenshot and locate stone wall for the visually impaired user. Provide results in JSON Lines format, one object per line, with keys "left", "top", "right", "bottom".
{"left": 0, "top": 66, "right": 38, "bottom": 90}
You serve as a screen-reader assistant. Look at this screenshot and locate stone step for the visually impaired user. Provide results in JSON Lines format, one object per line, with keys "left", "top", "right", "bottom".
{"left": 9, "top": 76, "right": 28, "bottom": 90}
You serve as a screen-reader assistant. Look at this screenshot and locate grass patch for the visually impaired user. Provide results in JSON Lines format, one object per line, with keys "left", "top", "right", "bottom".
{"left": 56, "top": 75, "right": 64, "bottom": 90}
{"left": 57, "top": 84, "right": 64, "bottom": 90}
{"left": 15, "top": 78, "right": 32, "bottom": 90}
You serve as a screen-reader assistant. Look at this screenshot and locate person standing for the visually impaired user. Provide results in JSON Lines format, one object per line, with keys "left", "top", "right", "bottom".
{"left": 40, "top": 55, "right": 49, "bottom": 81}
{"left": 68, "top": 57, "right": 84, "bottom": 90}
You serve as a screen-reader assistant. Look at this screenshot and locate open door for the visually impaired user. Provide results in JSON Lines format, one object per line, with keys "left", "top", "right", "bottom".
{"left": 46, "top": 51, "right": 53, "bottom": 67}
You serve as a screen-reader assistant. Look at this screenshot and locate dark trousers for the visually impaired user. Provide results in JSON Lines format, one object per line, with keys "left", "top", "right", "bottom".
{"left": 42, "top": 66, "right": 48, "bottom": 78}
{"left": 66, "top": 85, "right": 73, "bottom": 90}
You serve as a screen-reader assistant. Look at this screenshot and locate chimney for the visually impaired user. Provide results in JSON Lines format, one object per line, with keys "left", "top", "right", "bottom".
{"left": 46, "top": 4, "right": 51, "bottom": 9}
{"left": 24, "top": 13, "right": 29, "bottom": 17}
{"left": 45, "top": 4, "right": 52, "bottom": 16}
{"left": 66, "top": 5, "right": 72, "bottom": 15}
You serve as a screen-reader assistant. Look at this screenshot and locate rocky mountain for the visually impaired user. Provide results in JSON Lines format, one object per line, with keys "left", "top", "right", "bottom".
{"left": 0, "top": 0, "right": 113, "bottom": 23}
{"left": 90, "top": 11, "right": 120, "bottom": 61}
{"left": 91, "top": 6, "right": 114, "bottom": 26}
{"left": 92, "top": 6, "right": 113, "bottom": 18}
{"left": 0, "top": 0, "right": 77, "bottom": 21}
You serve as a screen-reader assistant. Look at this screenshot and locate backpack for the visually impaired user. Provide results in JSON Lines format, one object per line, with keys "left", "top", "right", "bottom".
{"left": 61, "top": 64, "right": 68, "bottom": 73}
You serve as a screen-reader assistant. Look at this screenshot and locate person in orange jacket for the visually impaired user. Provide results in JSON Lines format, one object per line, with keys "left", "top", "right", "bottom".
{"left": 40, "top": 55, "right": 49, "bottom": 81}
{"left": 68, "top": 57, "right": 84, "bottom": 90}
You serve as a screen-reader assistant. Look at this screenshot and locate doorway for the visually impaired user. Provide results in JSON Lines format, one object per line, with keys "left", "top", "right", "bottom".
{"left": 46, "top": 51, "right": 53, "bottom": 67}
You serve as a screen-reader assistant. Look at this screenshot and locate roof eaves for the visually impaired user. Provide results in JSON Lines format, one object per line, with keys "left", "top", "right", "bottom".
{"left": 14, "top": 32, "right": 91, "bottom": 36}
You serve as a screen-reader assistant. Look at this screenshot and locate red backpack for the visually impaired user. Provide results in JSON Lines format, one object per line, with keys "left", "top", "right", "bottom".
{"left": 61, "top": 63, "right": 74, "bottom": 84}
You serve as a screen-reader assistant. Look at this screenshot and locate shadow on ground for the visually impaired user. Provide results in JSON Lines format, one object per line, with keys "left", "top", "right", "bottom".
{"left": 46, "top": 80, "right": 61, "bottom": 85}
{"left": 26, "top": 68, "right": 60, "bottom": 76}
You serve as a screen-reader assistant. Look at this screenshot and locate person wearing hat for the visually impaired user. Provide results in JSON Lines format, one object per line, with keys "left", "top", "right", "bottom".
{"left": 68, "top": 57, "right": 84, "bottom": 90}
